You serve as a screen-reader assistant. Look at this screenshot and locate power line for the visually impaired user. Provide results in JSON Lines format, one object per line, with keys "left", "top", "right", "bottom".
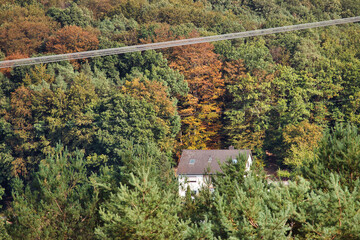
{"left": 0, "top": 16, "right": 359, "bottom": 69}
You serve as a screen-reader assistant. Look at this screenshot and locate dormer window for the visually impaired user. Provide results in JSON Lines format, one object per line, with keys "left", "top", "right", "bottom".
{"left": 189, "top": 159, "right": 196, "bottom": 164}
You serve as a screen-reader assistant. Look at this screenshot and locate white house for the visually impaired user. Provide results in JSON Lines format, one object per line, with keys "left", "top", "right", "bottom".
{"left": 177, "top": 147, "right": 253, "bottom": 197}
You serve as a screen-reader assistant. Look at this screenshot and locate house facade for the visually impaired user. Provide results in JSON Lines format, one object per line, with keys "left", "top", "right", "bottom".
{"left": 177, "top": 148, "right": 253, "bottom": 197}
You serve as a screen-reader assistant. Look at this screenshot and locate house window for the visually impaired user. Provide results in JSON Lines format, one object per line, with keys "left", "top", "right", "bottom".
{"left": 187, "top": 177, "right": 197, "bottom": 183}
{"left": 189, "top": 159, "right": 196, "bottom": 164}
{"left": 232, "top": 159, "right": 238, "bottom": 164}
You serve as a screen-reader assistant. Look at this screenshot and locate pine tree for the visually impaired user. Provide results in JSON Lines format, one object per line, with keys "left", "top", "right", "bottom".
{"left": 301, "top": 122, "right": 360, "bottom": 190}
{"left": 297, "top": 174, "right": 360, "bottom": 239}
{"left": 211, "top": 173, "right": 296, "bottom": 239}
{"left": 0, "top": 187, "right": 9, "bottom": 240}
{"left": 6, "top": 144, "right": 99, "bottom": 239}
{"left": 95, "top": 167, "right": 186, "bottom": 240}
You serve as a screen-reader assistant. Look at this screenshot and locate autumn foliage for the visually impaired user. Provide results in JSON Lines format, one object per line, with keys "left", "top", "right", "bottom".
{"left": 5, "top": 86, "right": 35, "bottom": 177}
{"left": 0, "top": 16, "right": 55, "bottom": 55}
{"left": 46, "top": 25, "right": 99, "bottom": 54}
{"left": 169, "top": 32, "right": 225, "bottom": 149}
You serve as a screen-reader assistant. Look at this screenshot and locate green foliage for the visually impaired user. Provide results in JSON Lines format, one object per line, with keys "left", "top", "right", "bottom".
{"left": 183, "top": 217, "right": 214, "bottom": 240}
{"left": 211, "top": 153, "right": 248, "bottom": 197}
{"left": 225, "top": 72, "right": 272, "bottom": 154}
{"left": 93, "top": 93, "right": 174, "bottom": 164}
{"left": 302, "top": 123, "right": 360, "bottom": 190}
{"left": 185, "top": 160, "right": 360, "bottom": 239}
{"left": 1, "top": 1, "right": 360, "bottom": 238}
{"left": 6, "top": 144, "right": 99, "bottom": 239}
{"left": 121, "top": 50, "right": 188, "bottom": 97}
{"left": 276, "top": 169, "right": 290, "bottom": 178}
{"left": 91, "top": 48, "right": 188, "bottom": 97}
{"left": 341, "top": 0, "right": 360, "bottom": 17}
{"left": 97, "top": 14, "right": 139, "bottom": 37}
{"left": 119, "top": 142, "right": 176, "bottom": 188}
{"left": 298, "top": 174, "right": 360, "bottom": 239}
{"left": 212, "top": 173, "right": 295, "bottom": 239}
{"left": 96, "top": 167, "right": 185, "bottom": 240}
{"left": 0, "top": 142, "right": 13, "bottom": 189}
{"left": 46, "top": 3, "right": 93, "bottom": 28}
{"left": 0, "top": 187, "right": 9, "bottom": 240}
{"left": 29, "top": 67, "right": 99, "bottom": 154}
{"left": 215, "top": 38, "right": 273, "bottom": 71}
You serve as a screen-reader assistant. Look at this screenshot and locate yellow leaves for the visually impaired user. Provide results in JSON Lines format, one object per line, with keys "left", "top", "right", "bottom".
{"left": 168, "top": 31, "right": 226, "bottom": 149}
{"left": 283, "top": 120, "right": 323, "bottom": 168}
{"left": 12, "top": 158, "right": 28, "bottom": 177}
{"left": 283, "top": 120, "right": 323, "bottom": 147}
{"left": 24, "top": 64, "right": 55, "bottom": 86}
{"left": 122, "top": 78, "right": 176, "bottom": 117}
{"left": 233, "top": 129, "right": 265, "bottom": 151}
{"left": 349, "top": 92, "right": 360, "bottom": 124}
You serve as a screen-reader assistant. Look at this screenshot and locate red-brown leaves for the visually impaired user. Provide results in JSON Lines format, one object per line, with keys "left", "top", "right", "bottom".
{"left": 169, "top": 31, "right": 225, "bottom": 149}
{"left": 46, "top": 25, "right": 99, "bottom": 54}
{"left": 0, "top": 16, "right": 56, "bottom": 56}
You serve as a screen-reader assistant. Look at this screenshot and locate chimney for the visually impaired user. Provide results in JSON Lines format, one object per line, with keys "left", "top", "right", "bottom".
{"left": 229, "top": 145, "right": 234, "bottom": 150}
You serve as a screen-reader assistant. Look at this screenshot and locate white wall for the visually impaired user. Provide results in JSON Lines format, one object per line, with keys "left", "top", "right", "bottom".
{"left": 178, "top": 175, "right": 210, "bottom": 197}
{"left": 246, "top": 155, "right": 253, "bottom": 172}
{"left": 178, "top": 155, "right": 253, "bottom": 197}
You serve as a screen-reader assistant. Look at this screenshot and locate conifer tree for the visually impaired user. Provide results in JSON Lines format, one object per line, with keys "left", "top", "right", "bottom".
{"left": 302, "top": 122, "right": 360, "bottom": 190}
{"left": 0, "top": 187, "right": 9, "bottom": 240}
{"left": 6, "top": 144, "right": 99, "bottom": 239}
{"left": 96, "top": 167, "right": 185, "bottom": 240}
{"left": 298, "top": 174, "right": 360, "bottom": 239}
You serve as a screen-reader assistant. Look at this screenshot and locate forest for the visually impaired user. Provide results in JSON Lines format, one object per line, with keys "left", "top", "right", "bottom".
{"left": 0, "top": 0, "right": 360, "bottom": 239}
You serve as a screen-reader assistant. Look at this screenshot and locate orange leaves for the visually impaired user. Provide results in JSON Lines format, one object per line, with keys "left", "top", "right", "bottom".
{"left": 11, "top": 157, "right": 28, "bottom": 177}
{"left": 0, "top": 16, "right": 56, "bottom": 56}
{"left": 169, "top": 31, "right": 225, "bottom": 149}
{"left": 0, "top": 4, "right": 57, "bottom": 55}
{"left": 169, "top": 33, "right": 224, "bottom": 102}
{"left": 46, "top": 26, "right": 99, "bottom": 54}
{"left": 6, "top": 86, "right": 34, "bottom": 132}
{"left": 222, "top": 59, "right": 247, "bottom": 85}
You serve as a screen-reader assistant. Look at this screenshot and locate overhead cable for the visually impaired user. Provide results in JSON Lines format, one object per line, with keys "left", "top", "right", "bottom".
{"left": 0, "top": 16, "right": 359, "bottom": 69}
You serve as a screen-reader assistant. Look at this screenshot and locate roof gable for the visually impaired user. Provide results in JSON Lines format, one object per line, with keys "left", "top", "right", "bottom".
{"left": 177, "top": 149, "right": 251, "bottom": 175}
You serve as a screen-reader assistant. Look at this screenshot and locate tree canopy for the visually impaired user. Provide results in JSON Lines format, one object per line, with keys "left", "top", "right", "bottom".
{"left": 0, "top": 0, "right": 360, "bottom": 239}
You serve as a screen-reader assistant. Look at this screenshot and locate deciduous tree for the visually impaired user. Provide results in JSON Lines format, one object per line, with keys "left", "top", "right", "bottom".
{"left": 169, "top": 32, "right": 225, "bottom": 149}
{"left": 46, "top": 25, "right": 99, "bottom": 54}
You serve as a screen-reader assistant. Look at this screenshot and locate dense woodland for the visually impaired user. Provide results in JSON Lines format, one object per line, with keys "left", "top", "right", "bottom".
{"left": 0, "top": 0, "right": 360, "bottom": 239}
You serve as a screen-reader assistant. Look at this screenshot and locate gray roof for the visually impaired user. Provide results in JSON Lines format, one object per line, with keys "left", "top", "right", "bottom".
{"left": 177, "top": 149, "right": 252, "bottom": 175}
